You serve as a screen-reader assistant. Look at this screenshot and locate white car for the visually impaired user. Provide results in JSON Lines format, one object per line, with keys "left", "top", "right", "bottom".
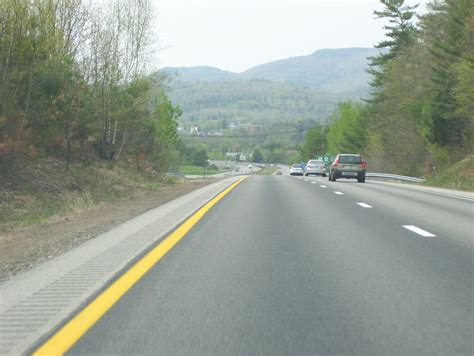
{"left": 305, "top": 159, "right": 326, "bottom": 177}
{"left": 289, "top": 164, "right": 304, "bottom": 176}
{"left": 248, "top": 164, "right": 253, "bottom": 169}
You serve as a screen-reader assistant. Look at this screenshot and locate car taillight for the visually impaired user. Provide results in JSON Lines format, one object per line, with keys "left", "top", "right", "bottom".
{"left": 361, "top": 160, "right": 367, "bottom": 169}
{"left": 333, "top": 159, "right": 339, "bottom": 167}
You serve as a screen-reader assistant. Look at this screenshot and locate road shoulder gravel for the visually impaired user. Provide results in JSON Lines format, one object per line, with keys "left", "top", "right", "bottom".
{"left": 0, "top": 179, "right": 221, "bottom": 281}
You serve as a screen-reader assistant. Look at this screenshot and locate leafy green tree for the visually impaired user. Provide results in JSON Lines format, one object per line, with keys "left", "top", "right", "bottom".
{"left": 192, "top": 146, "right": 209, "bottom": 167}
{"left": 302, "top": 124, "right": 327, "bottom": 160}
{"left": 326, "top": 102, "right": 368, "bottom": 155}
{"left": 134, "top": 89, "right": 181, "bottom": 172}
{"left": 252, "top": 148, "right": 263, "bottom": 163}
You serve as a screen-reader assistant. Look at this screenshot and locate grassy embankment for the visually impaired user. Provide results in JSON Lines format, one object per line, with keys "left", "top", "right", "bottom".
{"left": 179, "top": 165, "right": 222, "bottom": 175}
{"left": 423, "top": 155, "right": 474, "bottom": 192}
{"left": 0, "top": 159, "right": 178, "bottom": 233}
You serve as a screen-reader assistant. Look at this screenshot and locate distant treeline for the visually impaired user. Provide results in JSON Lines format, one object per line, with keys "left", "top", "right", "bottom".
{"left": 303, "top": 0, "right": 473, "bottom": 176}
{"left": 0, "top": 0, "right": 180, "bottom": 173}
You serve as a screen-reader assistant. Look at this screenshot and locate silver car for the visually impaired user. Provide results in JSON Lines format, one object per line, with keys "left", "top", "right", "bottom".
{"left": 289, "top": 164, "right": 304, "bottom": 176}
{"left": 305, "top": 160, "right": 326, "bottom": 177}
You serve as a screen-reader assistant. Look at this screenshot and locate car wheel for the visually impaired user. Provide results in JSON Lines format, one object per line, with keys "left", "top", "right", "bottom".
{"left": 323, "top": 174, "right": 327, "bottom": 177}
{"left": 358, "top": 176, "right": 366, "bottom": 183}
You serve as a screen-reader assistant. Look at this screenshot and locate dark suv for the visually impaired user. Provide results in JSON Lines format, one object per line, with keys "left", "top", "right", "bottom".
{"left": 328, "top": 154, "right": 366, "bottom": 183}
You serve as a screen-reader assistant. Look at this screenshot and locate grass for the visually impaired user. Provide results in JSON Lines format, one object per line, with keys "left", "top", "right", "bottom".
{"left": 179, "top": 165, "right": 221, "bottom": 175}
{"left": 255, "top": 166, "right": 279, "bottom": 175}
{"left": 0, "top": 158, "right": 180, "bottom": 233}
{"left": 423, "top": 155, "right": 474, "bottom": 192}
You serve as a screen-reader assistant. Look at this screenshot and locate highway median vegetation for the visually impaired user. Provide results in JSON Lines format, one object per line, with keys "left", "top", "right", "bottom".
{"left": 178, "top": 165, "right": 221, "bottom": 176}
{"left": 255, "top": 166, "right": 279, "bottom": 175}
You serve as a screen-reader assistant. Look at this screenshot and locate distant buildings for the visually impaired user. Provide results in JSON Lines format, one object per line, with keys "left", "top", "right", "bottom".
{"left": 178, "top": 122, "right": 264, "bottom": 137}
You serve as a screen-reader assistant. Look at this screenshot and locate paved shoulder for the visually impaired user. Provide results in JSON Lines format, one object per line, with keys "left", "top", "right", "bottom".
{"left": 0, "top": 177, "right": 243, "bottom": 355}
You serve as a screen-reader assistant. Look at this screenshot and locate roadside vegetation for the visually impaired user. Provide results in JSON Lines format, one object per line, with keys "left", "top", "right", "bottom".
{"left": 423, "top": 155, "right": 474, "bottom": 191}
{"left": 302, "top": 0, "right": 473, "bottom": 190}
{"left": 0, "top": 157, "right": 179, "bottom": 233}
{"left": 0, "top": 0, "right": 219, "bottom": 231}
{"left": 0, "top": 0, "right": 181, "bottom": 175}
{"left": 255, "top": 166, "right": 279, "bottom": 175}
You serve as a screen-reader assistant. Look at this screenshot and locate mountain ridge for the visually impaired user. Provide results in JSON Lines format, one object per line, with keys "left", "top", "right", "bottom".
{"left": 162, "top": 47, "right": 382, "bottom": 95}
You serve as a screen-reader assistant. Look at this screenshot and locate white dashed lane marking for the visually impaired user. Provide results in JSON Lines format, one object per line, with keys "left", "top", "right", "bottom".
{"left": 320, "top": 185, "right": 327, "bottom": 188}
{"left": 403, "top": 225, "right": 436, "bottom": 237}
{"left": 311, "top": 181, "right": 317, "bottom": 184}
{"left": 357, "top": 202, "right": 373, "bottom": 208}
{"left": 334, "top": 191, "right": 344, "bottom": 195}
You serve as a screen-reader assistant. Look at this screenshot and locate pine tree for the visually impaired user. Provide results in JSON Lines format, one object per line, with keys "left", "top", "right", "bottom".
{"left": 367, "top": 0, "right": 419, "bottom": 101}
{"left": 427, "top": 0, "right": 473, "bottom": 149}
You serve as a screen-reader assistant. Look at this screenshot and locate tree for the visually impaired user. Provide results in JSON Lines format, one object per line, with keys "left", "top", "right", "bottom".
{"left": 252, "top": 148, "right": 263, "bottom": 163}
{"left": 192, "top": 146, "right": 209, "bottom": 167}
{"left": 326, "top": 102, "right": 368, "bottom": 155}
{"left": 367, "top": 0, "right": 419, "bottom": 99}
{"left": 425, "top": 0, "right": 473, "bottom": 149}
{"left": 302, "top": 124, "right": 327, "bottom": 160}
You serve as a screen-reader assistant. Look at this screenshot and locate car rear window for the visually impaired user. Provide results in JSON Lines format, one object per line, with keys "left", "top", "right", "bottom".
{"left": 292, "top": 164, "right": 300, "bottom": 168}
{"left": 339, "top": 155, "right": 362, "bottom": 164}
{"left": 308, "top": 160, "right": 323, "bottom": 165}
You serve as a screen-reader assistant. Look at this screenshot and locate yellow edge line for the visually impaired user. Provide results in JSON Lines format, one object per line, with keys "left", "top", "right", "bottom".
{"left": 33, "top": 177, "right": 248, "bottom": 356}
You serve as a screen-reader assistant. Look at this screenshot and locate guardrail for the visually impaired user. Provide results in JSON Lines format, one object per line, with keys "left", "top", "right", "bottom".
{"left": 366, "top": 172, "right": 425, "bottom": 183}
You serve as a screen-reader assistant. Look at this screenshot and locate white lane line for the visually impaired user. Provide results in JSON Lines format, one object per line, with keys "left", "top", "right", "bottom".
{"left": 357, "top": 202, "right": 373, "bottom": 208}
{"left": 334, "top": 191, "right": 344, "bottom": 195}
{"left": 311, "top": 181, "right": 317, "bottom": 184}
{"left": 403, "top": 225, "right": 436, "bottom": 237}
{"left": 320, "top": 185, "right": 327, "bottom": 188}
{"left": 304, "top": 179, "right": 309, "bottom": 182}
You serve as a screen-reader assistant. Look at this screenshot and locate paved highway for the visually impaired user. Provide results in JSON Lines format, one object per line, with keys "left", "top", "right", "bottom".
{"left": 49, "top": 175, "right": 472, "bottom": 354}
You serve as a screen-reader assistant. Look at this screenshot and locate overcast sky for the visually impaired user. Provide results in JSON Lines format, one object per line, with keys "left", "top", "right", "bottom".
{"left": 151, "top": 0, "right": 427, "bottom": 72}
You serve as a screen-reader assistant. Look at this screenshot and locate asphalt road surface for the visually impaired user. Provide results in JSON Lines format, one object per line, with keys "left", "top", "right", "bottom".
{"left": 68, "top": 175, "right": 473, "bottom": 355}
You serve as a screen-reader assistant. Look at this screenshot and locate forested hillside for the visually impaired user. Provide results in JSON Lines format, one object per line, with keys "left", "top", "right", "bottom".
{"left": 303, "top": 0, "right": 473, "bottom": 190}
{"left": 167, "top": 80, "right": 340, "bottom": 130}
